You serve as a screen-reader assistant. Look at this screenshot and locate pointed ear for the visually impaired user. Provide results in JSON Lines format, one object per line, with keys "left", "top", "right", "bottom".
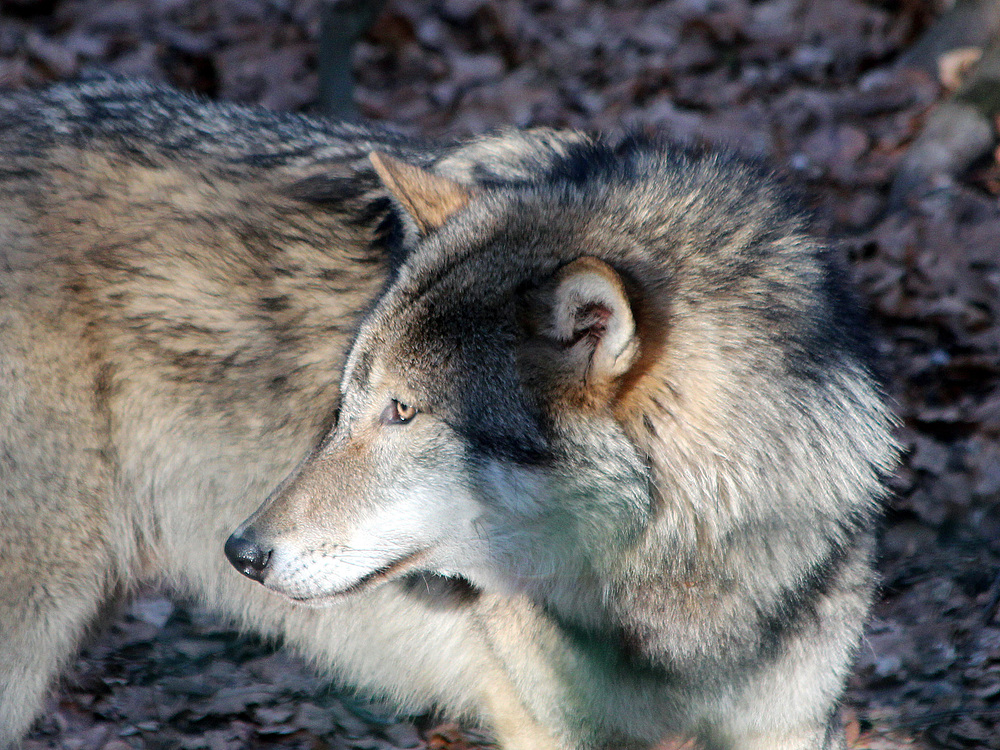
{"left": 369, "top": 152, "right": 471, "bottom": 235}
{"left": 547, "top": 257, "right": 638, "bottom": 381}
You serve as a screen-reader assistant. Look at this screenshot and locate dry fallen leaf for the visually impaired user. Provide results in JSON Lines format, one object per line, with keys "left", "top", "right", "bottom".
{"left": 937, "top": 46, "right": 983, "bottom": 90}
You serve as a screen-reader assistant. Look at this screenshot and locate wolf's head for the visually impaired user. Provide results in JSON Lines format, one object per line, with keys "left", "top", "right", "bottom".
{"left": 226, "top": 138, "right": 896, "bottom": 617}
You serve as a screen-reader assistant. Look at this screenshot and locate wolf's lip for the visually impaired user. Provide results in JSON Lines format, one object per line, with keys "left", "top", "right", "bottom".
{"left": 288, "top": 548, "right": 431, "bottom": 603}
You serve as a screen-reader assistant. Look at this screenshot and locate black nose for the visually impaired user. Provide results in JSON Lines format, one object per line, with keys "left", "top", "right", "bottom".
{"left": 224, "top": 529, "right": 272, "bottom": 583}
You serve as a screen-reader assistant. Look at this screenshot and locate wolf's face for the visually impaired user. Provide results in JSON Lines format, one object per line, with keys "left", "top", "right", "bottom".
{"left": 226, "top": 154, "right": 654, "bottom": 608}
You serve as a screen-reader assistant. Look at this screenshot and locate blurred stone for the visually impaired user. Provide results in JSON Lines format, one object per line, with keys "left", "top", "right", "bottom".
{"left": 440, "top": 0, "right": 488, "bottom": 24}
{"left": 837, "top": 191, "right": 884, "bottom": 229}
{"left": 86, "top": 1, "right": 144, "bottom": 33}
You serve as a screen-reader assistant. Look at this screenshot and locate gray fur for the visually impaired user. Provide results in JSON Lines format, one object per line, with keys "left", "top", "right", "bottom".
{"left": 0, "top": 77, "right": 898, "bottom": 750}
{"left": 233, "top": 139, "right": 900, "bottom": 749}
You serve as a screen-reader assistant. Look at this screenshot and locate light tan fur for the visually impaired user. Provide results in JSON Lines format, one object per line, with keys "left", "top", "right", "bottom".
{"left": 370, "top": 151, "right": 472, "bottom": 234}
{"left": 0, "top": 77, "right": 602, "bottom": 749}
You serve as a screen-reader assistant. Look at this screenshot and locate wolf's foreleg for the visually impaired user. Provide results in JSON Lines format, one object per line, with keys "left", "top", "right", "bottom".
{"left": 0, "top": 325, "right": 125, "bottom": 749}
{"left": 700, "top": 551, "right": 873, "bottom": 750}
{"left": 0, "top": 573, "right": 111, "bottom": 748}
{"left": 0, "top": 480, "right": 116, "bottom": 750}
{"left": 705, "top": 720, "right": 847, "bottom": 750}
{"left": 471, "top": 592, "right": 668, "bottom": 750}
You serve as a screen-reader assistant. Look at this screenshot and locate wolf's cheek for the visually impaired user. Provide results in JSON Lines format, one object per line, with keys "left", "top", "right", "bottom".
{"left": 471, "top": 427, "right": 652, "bottom": 582}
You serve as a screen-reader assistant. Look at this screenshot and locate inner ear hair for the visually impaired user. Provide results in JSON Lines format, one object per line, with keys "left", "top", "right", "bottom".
{"left": 369, "top": 152, "right": 471, "bottom": 235}
{"left": 551, "top": 257, "right": 638, "bottom": 380}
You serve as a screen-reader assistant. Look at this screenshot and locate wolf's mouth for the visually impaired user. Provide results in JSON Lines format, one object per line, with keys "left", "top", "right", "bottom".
{"left": 287, "top": 548, "right": 431, "bottom": 604}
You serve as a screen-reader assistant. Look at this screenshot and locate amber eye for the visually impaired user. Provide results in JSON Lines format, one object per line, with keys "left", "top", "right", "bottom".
{"left": 382, "top": 399, "right": 418, "bottom": 425}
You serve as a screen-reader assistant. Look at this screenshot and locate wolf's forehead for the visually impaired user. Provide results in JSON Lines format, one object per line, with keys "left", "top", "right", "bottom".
{"left": 345, "top": 298, "right": 504, "bottom": 394}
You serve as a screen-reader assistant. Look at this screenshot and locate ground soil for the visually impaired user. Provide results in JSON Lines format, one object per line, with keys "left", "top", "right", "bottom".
{"left": 3, "top": 1, "right": 1000, "bottom": 748}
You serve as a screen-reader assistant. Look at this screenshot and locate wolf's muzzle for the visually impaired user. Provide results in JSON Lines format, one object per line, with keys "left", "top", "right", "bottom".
{"left": 224, "top": 529, "right": 272, "bottom": 583}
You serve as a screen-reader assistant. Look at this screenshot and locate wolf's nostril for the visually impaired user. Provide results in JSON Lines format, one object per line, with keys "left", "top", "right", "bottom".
{"left": 224, "top": 531, "right": 272, "bottom": 583}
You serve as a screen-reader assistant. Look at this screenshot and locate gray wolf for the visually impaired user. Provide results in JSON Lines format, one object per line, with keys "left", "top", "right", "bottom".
{"left": 0, "top": 77, "right": 898, "bottom": 750}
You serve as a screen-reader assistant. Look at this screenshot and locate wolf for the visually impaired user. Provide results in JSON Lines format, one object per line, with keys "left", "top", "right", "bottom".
{"left": 0, "top": 78, "right": 898, "bottom": 750}
{"left": 0, "top": 75, "right": 591, "bottom": 748}
{"left": 225, "top": 142, "right": 900, "bottom": 748}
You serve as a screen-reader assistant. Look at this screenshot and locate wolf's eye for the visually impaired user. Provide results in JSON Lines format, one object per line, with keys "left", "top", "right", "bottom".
{"left": 382, "top": 399, "right": 418, "bottom": 425}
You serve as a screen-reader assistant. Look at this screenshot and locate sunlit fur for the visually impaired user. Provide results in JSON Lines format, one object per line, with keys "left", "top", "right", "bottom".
{"left": 0, "top": 77, "right": 898, "bottom": 750}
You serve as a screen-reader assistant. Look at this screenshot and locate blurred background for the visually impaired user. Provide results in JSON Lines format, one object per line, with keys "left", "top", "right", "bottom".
{"left": 3, "top": 1, "right": 1000, "bottom": 748}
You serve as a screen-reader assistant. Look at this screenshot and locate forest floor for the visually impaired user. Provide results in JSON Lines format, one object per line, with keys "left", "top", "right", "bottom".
{"left": 3, "top": 0, "right": 1000, "bottom": 748}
